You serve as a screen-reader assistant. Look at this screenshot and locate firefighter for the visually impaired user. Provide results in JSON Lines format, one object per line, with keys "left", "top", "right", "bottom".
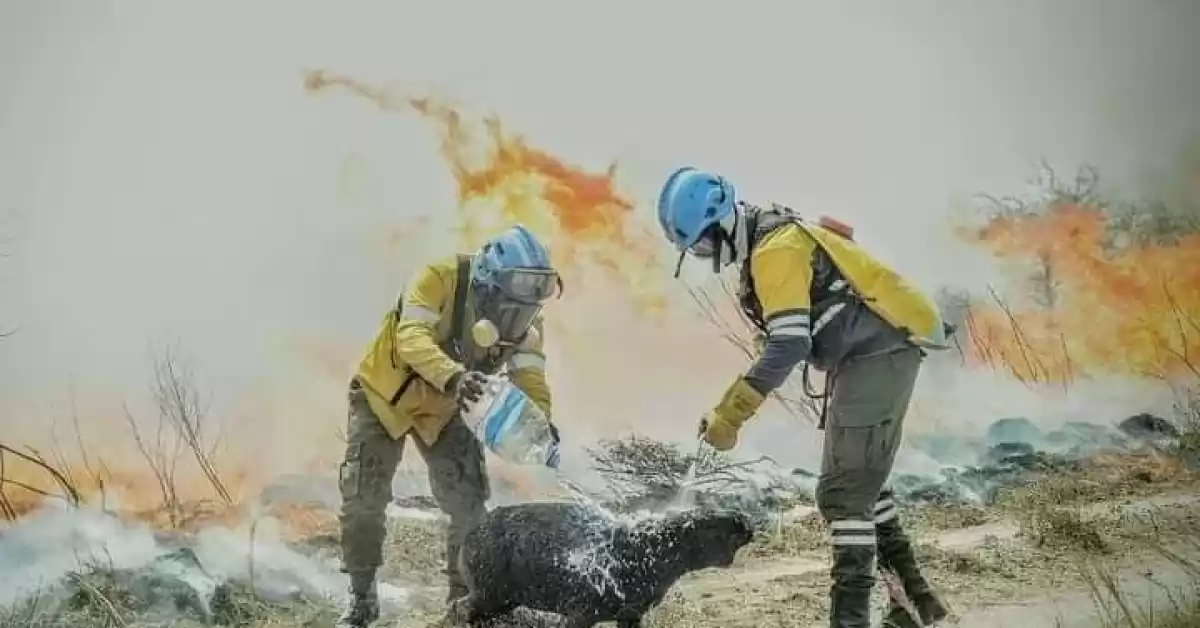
{"left": 336, "top": 224, "right": 561, "bottom": 627}
{"left": 656, "top": 167, "right": 951, "bottom": 628}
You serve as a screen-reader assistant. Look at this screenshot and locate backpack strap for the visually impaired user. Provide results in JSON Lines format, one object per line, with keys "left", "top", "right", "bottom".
{"left": 388, "top": 254, "right": 474, "bottom": 405}
{"left": 444, "top": 253, "right": 473, "bottom": 364}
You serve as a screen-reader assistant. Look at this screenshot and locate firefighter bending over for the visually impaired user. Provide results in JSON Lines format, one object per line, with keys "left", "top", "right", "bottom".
{"left": 656, "top": 167, "right": 951, "bottom": 628}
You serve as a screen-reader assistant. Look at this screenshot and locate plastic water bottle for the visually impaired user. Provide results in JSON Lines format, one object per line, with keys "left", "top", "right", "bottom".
{"left": 463, "top": 375, "right": 561, "bottom": 469}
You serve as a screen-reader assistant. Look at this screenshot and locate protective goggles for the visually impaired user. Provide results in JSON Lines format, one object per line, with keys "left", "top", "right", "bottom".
{"left": 687, "top": 231, "right": 719, "bottom": 258}
{"left": 491, "top": 267, "right": 563, "bottom": 304}
{"left": 672, "top": 223, "right": 732, "bottom": 277}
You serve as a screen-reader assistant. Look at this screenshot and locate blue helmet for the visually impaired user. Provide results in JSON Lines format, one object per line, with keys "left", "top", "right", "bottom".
{"left": 656, "top": 167, "right": 737, "bottom": 250}
{"left": 471, "top": 224, "right": 560, "bottom": 305}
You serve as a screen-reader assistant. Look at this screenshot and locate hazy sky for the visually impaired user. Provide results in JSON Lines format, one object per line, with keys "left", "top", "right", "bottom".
{"left": 2, "top": 1, "right": 1197, "bottom": 454}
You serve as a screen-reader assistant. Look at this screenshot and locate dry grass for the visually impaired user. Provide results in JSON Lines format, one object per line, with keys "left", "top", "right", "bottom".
{"left": 745, "top": 511, "right": 826, "bottom": 557}
{"left": 1075, "top": 532, "right": 1200, "bottom": 628}
{"left": 1172, "top": 390, "right": 1200, "bottom": 463}
{"left": 0, "top": 562, "right": 336, "bottom": 628}
{"left": 906, "top": 502, "right": 995, "bottom": 533}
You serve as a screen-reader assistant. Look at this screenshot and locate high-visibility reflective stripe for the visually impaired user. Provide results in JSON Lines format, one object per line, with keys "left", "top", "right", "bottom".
{"left": 830, "top": 519, "right": 877, "bottom": 545}
{"left": 400, "top": 304, "right": 439, "bottom": 323}
{"left": 830, "top": 519, "right": 875, "bottom": 532}
{"left": 832, "top": 534, "right": 877, "bottom": 546}
{"left": 812, "top": 302, "right": 847, "bottom": 335}
{"left": 873, "top": 497, "right": 898, "bottom": 524}
{"left": 771, "top": 327, "right": 811, "bottom": 338}
{"left": 508, "top": 352, "right": 546, "bottom": 371}
{"left": 830, "top": 279, "right": 848, "bottom": 292}
{"left": 767, "top": 312, "right": 811, "bottom": 331}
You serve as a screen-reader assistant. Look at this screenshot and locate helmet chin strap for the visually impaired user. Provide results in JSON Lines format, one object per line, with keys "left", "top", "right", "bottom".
{"left": 710, "top": 207, "right": 743, "bottom": 273}
{"left": 671, "top": 206, "right": 744, "bottom": 278}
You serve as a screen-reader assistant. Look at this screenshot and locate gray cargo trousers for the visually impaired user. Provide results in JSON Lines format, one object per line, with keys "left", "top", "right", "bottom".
{"left": 337, "top": 381, "right": 489, "bottom": 595}
{"left": 816, "top": 344, "right": 923, "bottom": 625}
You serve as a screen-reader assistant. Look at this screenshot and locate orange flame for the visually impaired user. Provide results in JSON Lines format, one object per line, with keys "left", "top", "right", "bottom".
{"left": 958, "top": 202, "right": 1200, "bottom": 385}
{"left": 303, "top": 69, "right": 670, "bottom": 314}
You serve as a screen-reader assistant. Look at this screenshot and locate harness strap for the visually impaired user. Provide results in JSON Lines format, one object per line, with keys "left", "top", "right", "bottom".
{"left": 389, "top": 254, "right": 474, "bottom": 405}
{"left": 445, "top": 254, "right": 472, "bottom": 364}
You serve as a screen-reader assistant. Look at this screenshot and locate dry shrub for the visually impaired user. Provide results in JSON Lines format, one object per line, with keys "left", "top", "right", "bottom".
{"left": 1173, "top": 390, "right": 1200, "bottom": 459}
{"left": 747, "top": 511, "right": 825, "bottom": 557}
{"left": 908, "top": 503, "right": 994, "bottom": 532}
{"left": 1001, "top": 478, "right": 1109, "bottom": 553}
{"left": 378, "top": 516, "right": 447, "bottom": 585}
{"left": 1081, "top": 536, "right": 1200, "bottom": 628}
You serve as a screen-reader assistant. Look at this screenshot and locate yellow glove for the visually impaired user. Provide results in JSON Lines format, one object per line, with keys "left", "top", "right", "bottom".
{"left": 698, "top": 377, "right": 767, "bottom": 451}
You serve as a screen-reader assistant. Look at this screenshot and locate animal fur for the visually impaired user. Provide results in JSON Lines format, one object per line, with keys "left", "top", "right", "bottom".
{"left": 444, "top": 501, "right": 754, "bottom": 628}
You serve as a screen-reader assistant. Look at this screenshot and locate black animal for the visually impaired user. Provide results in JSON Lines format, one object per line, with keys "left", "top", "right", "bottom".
{"left": 445, "top": 501, "right": 754, "bottom": 628}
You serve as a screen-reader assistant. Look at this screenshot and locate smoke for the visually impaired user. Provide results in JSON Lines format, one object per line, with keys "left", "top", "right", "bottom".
{"left": 1, "top": 5, "right": 1198, "bottom": 615}
{"left": 0, "top": 500, "right": 413, "bottom": 614}
{"left": 0, "top": 503, "right": 161, "bottom": 608}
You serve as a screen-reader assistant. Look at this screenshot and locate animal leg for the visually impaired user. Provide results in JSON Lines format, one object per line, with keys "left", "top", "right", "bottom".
{"left": 561, "top": 615, "right": 599, "bottom": 628}
{"left": 440, "top": 591, "right": 513, "bottom": 628}
{"left": 612, "top": 609, "right": 643, "bottom": 628}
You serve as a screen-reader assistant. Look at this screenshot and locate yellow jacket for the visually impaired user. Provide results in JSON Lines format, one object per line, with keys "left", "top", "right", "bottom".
{"left": 748, "top": 220, "right": 948, "bottom": 352}
{"left": 354, "top": 255, "right": 553, "bottom": 446}
{"left": 702, "top": 205, "right": 948, "bottom": 450}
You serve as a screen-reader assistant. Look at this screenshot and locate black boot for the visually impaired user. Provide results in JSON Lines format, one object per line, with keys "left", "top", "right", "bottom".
{"left": 336, "top": 571, "right": 380, "bottom": 628}
{"left": 445, "top": 582, "right": 468, "bottom": 605}
{"left": 877, "top": 519, "right": 948, "bottom": 626}
{"left": 830, "top": 544, "right": 876, "bottom": 628}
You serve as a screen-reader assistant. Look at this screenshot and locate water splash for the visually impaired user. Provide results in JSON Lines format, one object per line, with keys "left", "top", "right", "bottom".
{"left": 675, "top": 437, "right": 708, "bottom": 508}
{"left": 564, "top": 536, "right": 625, "bottom": 601}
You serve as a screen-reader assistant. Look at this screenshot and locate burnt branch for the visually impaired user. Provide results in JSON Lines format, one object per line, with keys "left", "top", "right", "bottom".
{"left": 150, "top": 342, "right": 233, "bottom": 506}
{"left": 587, "top": 435, "right": 766, "bottom": 503}
{"left": 0, "top": 451, "right": 14, "bottom": 520}
{"left": 0, "top": 442, "right": 82, "bottom": 511}
{"left": 122, "top": 403, "right": 182, "bottom": 527}
{"left": 986, "top": 285, "right": 1051, "bottom": 385}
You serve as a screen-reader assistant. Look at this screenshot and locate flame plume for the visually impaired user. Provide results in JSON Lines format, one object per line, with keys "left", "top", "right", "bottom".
{"left": 303, "top": 69, "right": 669, "bottom": 313}
{"left": 959, "top": 202, "right": 1200, "bottom": 386}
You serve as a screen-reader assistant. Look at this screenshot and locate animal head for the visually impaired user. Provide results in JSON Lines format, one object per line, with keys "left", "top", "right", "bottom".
{"left": 667, "top": 507, "right": 755, "bottom": 569}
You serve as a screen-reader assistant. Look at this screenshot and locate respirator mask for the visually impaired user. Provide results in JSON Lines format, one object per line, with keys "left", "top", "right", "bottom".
{"left": 673, "top": 209, "right": 741, "bottom": 277}
{"left": 470, "top": 267, "right": 563, "bottom": 350}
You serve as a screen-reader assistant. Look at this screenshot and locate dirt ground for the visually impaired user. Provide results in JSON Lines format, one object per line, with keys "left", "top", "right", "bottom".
{"left": 372, "top": 452, "right": 1200, "bottom": 628}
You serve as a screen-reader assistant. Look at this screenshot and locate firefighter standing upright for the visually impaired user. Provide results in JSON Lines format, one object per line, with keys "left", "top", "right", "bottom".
{"left": 655, "top": 167, "right": 951, "bottom": 628}
{"left": 335, "top": 224, "right": 562, "bottom": 628}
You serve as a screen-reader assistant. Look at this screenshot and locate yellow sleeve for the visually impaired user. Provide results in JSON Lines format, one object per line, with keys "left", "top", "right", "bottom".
{"left": 507, "top": 316, "right": 552, "bottom": 420}
{"left": 393, "top": 263, "right": 465, "bottom": 393}
{"left": 730, "top": 227, "right": 817, "bottom": 399}
{"left": 750, "top": 230, "right": 816, "bottom": 337}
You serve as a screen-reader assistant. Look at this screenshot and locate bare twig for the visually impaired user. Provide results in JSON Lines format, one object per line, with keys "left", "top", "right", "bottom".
{"left": 685, "top": 278, "right": 821, "bottom": 425}
{"left": 150, "top": 342, "right": 233, "bottom": 506}
{"left": 122, "top": 402, "right": 182, "bottom": 527}
{"left": 1160, "top": 277, "right": 1200, "bottom": 384}
{"left": 67, "top": 573, "right": 129, "bottom": 628}
{"left": 68, "top": 388, "right": 104, "bottom": 491}
{"left": 985, "top": 285, "right": 1050, "bottom": 385}
{"left": 0, "top": 449, "right": 16, "bottom": 520}
{"left": 248, "top": 515, "right": 260, "bottom": 591}
{"left": 0, "top": 442, "right": 82, "bottom": 507}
